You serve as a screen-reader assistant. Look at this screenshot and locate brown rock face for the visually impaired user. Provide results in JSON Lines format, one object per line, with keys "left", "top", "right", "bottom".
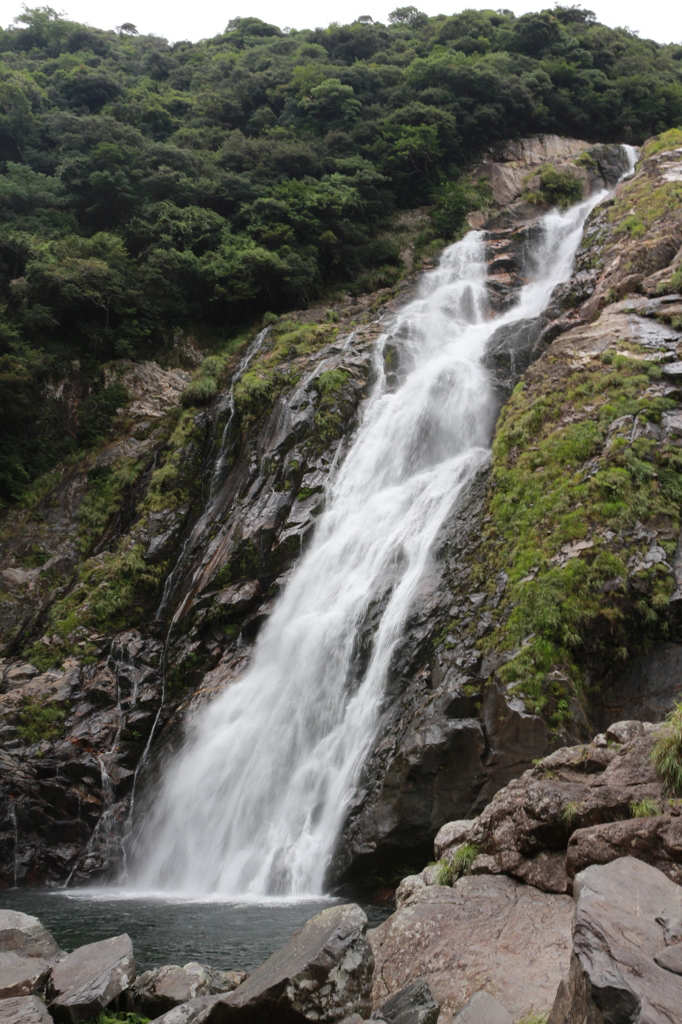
{"left": 368, "top": 876, "right": 573, "bottom": 1021}
{"left": 548, "top": 857, "right": 682, "bottom": 1024}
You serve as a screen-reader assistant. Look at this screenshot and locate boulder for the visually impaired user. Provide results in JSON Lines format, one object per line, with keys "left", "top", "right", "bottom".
{"left": 370, "top": 978, "right": 438, "bottom": 1023}
{"left": 548, "top": 857, "right": 682, "bottom": 1024}
{"left": 605, "top": 720, "right": 644, "bottom": 744}
{"left": 451, "top": 991, "right": 512, "bottom": 1024}
{"left": 433, "top": 820, "right": 474, "bottom": 860}
{"left": 369, "top": 875, "right": 573, "bottom": 1020}
{"left": 149, "top": 1000, "right": 214, "bottom": 1024}
{"left": 48, "top": 933, "right": 135, "bottom": 1023}
{"left": 187, "top": 903, "right": 373, "bottom": 1023}
{"left": 0, "top": 951, "right": 52, "bottom": 997}
{"left": 130, "top": 962, "right": 248, "bottom": 1014}
{"left": 0, "top": 910, "right": 60, "bottom": 960}
{"left": 182, "top": 964, "right": 247, "bottom": 995}
{"left": 0, "top": 995, "right": 53, "bottom": 1023}
{"left": 566, "top": 815, "right": 682, "bottom": 883}
{"left": 129, "top": 964, "right": 211, "bottom": 1017}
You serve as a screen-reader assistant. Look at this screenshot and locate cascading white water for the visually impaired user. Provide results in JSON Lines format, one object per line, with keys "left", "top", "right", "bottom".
{"left": 131, "top": 185, "right": 615, "bottom": 897}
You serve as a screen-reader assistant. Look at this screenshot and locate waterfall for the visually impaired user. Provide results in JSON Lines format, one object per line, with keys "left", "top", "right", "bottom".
{"left": 131, "top": 186, "right": 614, "bottom": 897}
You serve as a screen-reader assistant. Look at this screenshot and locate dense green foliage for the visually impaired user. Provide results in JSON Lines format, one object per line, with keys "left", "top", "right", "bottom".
{"left": 652, "top": 702, "right": 682, "bottom": 795}
{"left": 1, "top": 4, "right": 682, "bottom": 502}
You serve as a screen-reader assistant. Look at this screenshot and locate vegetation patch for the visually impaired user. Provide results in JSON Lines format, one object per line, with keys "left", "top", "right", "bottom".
{"left": 464, "top": 336, "right": 682, "bottom": 723}
{"left": 16, "top": 697, "right": 67, "bottom": 744}
{"left": 436, "top": 842, "right": 479, "bottom": 885}
{"left": 524, "top": 165, "right": 584, "bottom": 210}
{"left": 652, "top": 702, "right": 682, "bottom": 795}
{"left": 233, "top": 321, "right": 339, "bottom": 427}
{"left": 630, "top": 797, "right": 660, "bottom": 818}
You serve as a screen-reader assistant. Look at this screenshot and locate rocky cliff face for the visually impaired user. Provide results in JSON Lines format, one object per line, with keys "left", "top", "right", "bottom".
{"left": 1, "top": 132, "right": 680, "bottom": 890}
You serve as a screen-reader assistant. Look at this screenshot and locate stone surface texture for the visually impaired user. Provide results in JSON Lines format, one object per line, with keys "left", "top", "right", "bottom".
{"left": 185, "top": 903, "right": 374, "bottom": 1023}
{"left": 0, "top": 995, "right": 53, "bottom": 1024}
{"left": 0, "top": 909, "right": 60, "bottom": 959}
{"left": 368, "top": 875, "right": 573, "bottom": 1021}
{"left": 48, "top": 932, "right": 135, "bottom": 1023}
{"left": 450, "top": 991, "right": 512, "bottom": 1024}
{"left": 548, "top": 857, "right": 682, "bottom": 1024}
{"left": 0, "top": 951, "right": 52, "bottom": 997}
{"left": 370, "top": 978, "right": 438, "bottom": 1023}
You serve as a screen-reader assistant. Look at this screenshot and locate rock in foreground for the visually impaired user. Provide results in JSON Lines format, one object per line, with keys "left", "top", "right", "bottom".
{"left": 180, "top": 903, "right": 373, "bottom": 1023}
{"left": 369, "top": 875, "right": 573, "bottom": 1020}
{"left": 0, "top": 995, "right": 53, "bottom": 1024}
{"left": 48, "top": 933, "right": 135, "bottom": 1023}
{"left": 0, "top": 910, "right": 61, "bottom": 960}
{"left": 548, "top": 857, "right": 682, "bottom": 1023}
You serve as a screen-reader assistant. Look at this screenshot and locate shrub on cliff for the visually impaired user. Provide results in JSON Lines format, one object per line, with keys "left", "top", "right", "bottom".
{"left": 652, "top": 702, "right": 682, "bottom": 795}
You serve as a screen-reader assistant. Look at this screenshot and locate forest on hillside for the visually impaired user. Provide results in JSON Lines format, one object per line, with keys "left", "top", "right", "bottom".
{"left": 1, "top": 3, "right": 682, "bottom": 503}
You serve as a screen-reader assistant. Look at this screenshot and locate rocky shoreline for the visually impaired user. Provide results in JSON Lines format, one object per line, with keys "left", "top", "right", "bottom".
{"left": 3, "top": 715, "right": 682, "bottom": 1022}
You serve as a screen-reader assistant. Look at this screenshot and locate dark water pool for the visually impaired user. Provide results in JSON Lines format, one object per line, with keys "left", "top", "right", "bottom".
{"left": 0, "top": 888, "right": 390, "bottom": 974}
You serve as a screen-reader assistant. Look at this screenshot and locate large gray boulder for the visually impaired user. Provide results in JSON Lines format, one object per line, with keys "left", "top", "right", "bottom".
{"left": 48, "top": 933, "right": 135, "bottom": 1023}
{"left": 0, "top": 995, "right": 53, "bottom": 1023}
{"left": 548, "top": 856, "right": 682, "bottom": 1023}
{"left": 0, "top": 951, "right": 52, "bottom": 997}
{"left": 0, "top": 910, "right": 60, "bottom": 960}
{"left": 171, "top": 903, "right": 373, "bottom": 1023}
{"left": 369, "top": 875, "right": 573, "bottom": 1020}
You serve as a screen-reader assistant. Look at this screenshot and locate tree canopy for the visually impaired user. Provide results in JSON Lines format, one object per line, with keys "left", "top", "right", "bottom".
{"left": 0, "top": 4, "right": 681, "bottom": 502}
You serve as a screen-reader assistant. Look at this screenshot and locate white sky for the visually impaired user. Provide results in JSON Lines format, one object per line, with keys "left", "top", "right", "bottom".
{"left": 3, "top": 0, "right": 681, "bottom": 46}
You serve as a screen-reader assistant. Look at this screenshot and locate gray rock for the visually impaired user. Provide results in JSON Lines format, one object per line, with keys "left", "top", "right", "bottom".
{"left": 129, "top": 964, "right": 210, "bottom": 1016}
{"left": 548, "top": 857, "right": 682, "bottom": 1024}
{"left": 566, "top": 815, "right": 682, "bottom": 884}
{"left": 0, "top": 952, "right": 52, "bottom": 997}
{"left": 0, "top": 910, "right": 60, "bottom": 960}
{"left": 605, "top": 720, "right": 644, "bottom": 744}
{"left": 433, "top": 820, "right": 474, "bottom": 860}
{"left": 656, "top": 913, "right": 682, "bottom": 945}
{"left": 371, "top": 978, "right": 438, "bottom": 1024}
{"left": 369, "top": 875, "right": 572, "bottom": 1020}
{"left": 451, "top": 991, "right": 513, "bottom": 1024}
{"left": 48, "top": 933, "right": 135, "bottom": 1023}
{"left": 598, "top": 642, "right": 682, "bottom": 726}
{"left": 0, "top": 995, "right": 53, "bottom": 1023}
{"left": 654, "top": 944, "right": 682, "bottom": 975}
{"left": 149, "top": 999, "right": 215, "bottom": 1024}
{"left": 182, "top": 964, "right": 247, "bottom": 994}
{"left": 192, "top": 903, "right": 373, "bottom": 1022}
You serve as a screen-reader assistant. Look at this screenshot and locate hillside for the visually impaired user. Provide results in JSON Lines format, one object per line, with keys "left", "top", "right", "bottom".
{"left": 2, "top": 5, "right": 682, "bottom": 500}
